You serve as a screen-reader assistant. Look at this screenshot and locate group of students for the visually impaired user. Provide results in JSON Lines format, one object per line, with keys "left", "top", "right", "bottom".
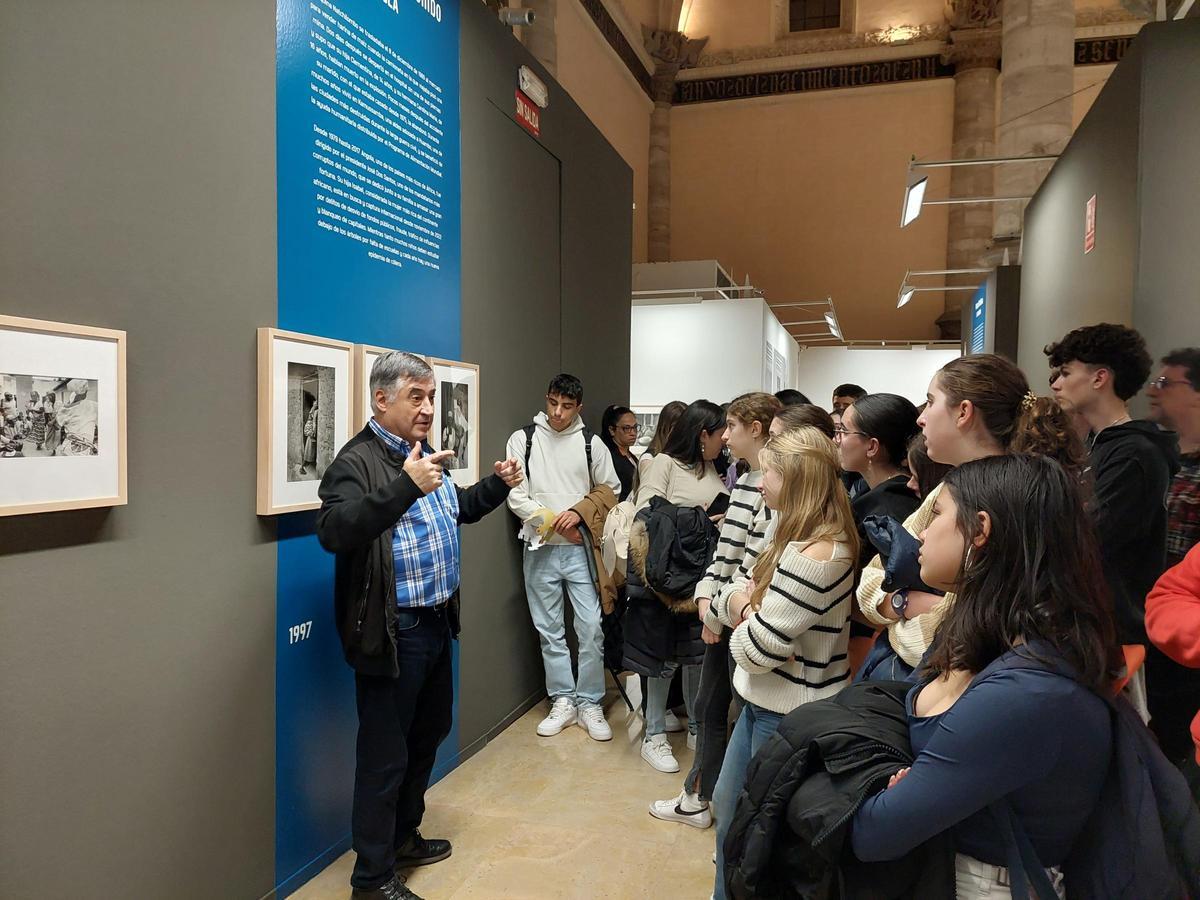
{"left": 505, "top": 323, "right": 1200, "bottom": 899}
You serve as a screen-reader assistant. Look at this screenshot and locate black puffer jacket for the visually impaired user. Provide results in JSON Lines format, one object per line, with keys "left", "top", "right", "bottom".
{"left": 723, "top": 680, "right": 955, "bottom": 900}
{"left": 621, "top": 497, "right": 719, "bottom": 677}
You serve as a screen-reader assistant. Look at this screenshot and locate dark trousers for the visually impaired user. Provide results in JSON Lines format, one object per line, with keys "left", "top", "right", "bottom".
{"left": 1145, "top": 645, "right": 1200, "bottom": 765}
{"left": 351, "top": 606, "right": 454, "bottom": 890}
{"left": 685, "top": 633, "right": 740, "bottom": 801}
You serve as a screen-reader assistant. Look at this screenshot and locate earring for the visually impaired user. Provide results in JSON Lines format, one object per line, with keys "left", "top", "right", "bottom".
{"left": 964, "top": 546, "right": 974, "bottom": 569}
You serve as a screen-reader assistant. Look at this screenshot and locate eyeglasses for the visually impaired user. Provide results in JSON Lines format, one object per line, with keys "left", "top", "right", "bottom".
{"left": 833, "top": 427, "right": 868, "bottom": 441}
{"left": 1149, "top": 376, "right": 1191, "bottom": 390}
{"left": 616, "top": 424, "right": 640, "bottom": 433}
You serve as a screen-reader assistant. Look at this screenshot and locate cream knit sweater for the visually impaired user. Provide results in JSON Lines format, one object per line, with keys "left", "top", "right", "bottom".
{"left": 714, "top": 538, "right": 855, "bottom": 715}
{"left": 855, "top": 483, "right": 955, "bottom": 666}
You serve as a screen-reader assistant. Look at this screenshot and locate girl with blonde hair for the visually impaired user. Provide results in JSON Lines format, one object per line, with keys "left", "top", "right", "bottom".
{"left": 707, "top": 427, "right": 859, "bottom": 899}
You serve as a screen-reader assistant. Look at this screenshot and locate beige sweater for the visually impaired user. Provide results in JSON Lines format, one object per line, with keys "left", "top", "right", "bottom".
{"left": 715, "top": 539, "right": 855, "bottom": 715}
{"left": 634, "top": 454, "right": 727, "bottom": 513}
{"left": 855, "top": 483, "right": 955, "bottom": 666}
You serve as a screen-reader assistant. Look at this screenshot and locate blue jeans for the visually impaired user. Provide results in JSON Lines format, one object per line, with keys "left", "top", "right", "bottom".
{"left": 711, "top": 702, "right": 784, "bottom": 900}
{"left": 522, "top": 543, "right": 605, "bottom": 704}
{"left": 644, "top": 662, "right": 701, "bottom": 737}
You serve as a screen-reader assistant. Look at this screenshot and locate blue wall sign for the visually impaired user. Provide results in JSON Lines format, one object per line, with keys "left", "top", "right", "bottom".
{"left": 274, "top": 0, "right": 460, "bottom": 893}
{"left": 970, "top": 283, "right": 987, "bottom": 355}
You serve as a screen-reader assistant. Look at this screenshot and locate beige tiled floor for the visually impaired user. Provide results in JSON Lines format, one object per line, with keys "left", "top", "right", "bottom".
{"left": 292, "top": 681, "right": 717, "bottom": 900}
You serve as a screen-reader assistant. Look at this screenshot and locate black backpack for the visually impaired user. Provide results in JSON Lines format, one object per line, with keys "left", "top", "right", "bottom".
{"left": 521, "top": 422, "right": 595, "bottom": 489}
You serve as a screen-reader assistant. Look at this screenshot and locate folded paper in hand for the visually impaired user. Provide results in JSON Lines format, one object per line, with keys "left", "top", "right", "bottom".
{"left": 520, "top": 518, "right": 547, "bottom": 549}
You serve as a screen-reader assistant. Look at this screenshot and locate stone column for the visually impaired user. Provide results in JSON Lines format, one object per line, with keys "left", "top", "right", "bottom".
{"left": 993, "top": 0, "right": 1075, "bottom": 249}
{"left": 937, "top": 25, "right": 1002, "bottom": 339}
{"left": 520, "top": 0, "right": 558, "bottom": 78}
{"left": 643, "top": 29, "right": 707, "bottom": 263}
{"left": 647, "top": 61, "right": 677, "bottom": 263}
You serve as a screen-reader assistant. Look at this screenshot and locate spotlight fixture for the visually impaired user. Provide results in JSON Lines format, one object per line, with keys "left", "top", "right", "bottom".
{"left": 900, "top": 175, "right": 927, "bottom": 228}
{"left": 895, "top": 268, "right": 990, "bottom": 309}
{"left": 777, "top": 297, "right": 844, "bottom": 343}
{"left": 898, "top": 154, "right": 1058, "bottom": 227}
{"left": 500, "top": 8, "right": 535, "bottom": 26}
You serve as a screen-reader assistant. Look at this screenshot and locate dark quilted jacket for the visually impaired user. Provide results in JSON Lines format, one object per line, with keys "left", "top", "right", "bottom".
{"left": 621, "top": 497, "right": 719, "bottom": 677}
{"left": 723, "top": 680, "right": 956, "bottom": 900}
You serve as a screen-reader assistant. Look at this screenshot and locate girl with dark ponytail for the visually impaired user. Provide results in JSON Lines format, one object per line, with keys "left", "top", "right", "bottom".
{"left": 856, "top": 354, "right": 1087, "bottom": 671}
{"left": 837, "top": 393, "right": 922, "bottom": 574}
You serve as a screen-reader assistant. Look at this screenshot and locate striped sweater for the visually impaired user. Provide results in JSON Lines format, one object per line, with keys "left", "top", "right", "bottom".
{"left": 697, "top": 470, "right": 772, "bottom": 633}
{"left": 855, "top": 483, "right": 955, "bottom": 666}
{"left": 715, "top": 539, "right": 855, "bottom": 714}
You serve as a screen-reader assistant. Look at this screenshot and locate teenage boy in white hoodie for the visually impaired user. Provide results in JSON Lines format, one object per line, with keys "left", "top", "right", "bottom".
{"left": 507, "top": 374, "right": 621, "bottom": 740}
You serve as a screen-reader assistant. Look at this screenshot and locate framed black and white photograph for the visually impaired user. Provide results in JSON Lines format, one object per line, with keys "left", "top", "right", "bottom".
{"left": 631, "top": 406, "right": 660, "bottom": 457}
{"left": 257, "top": 328, "right": 352, "bottom": 515}
{"left": 428, "top": 357, "right": 479, "bottom": 486}
{"left": 287, "top": 361, "right": 335, "bottom": 482}
{"left": 0, "top": 315, "right": 127, "bottom": 516}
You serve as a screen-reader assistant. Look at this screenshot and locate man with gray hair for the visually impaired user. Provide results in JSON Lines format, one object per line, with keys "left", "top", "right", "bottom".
{"left": 317, "top": 350, "right": 522, "bottom": 900}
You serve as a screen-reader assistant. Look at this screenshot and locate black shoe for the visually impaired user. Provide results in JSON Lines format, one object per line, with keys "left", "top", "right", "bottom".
{"left": 350, "top": 873, "right": 423, "bottom": 900}
{"left": 394, "top": 828, "right": 452, "bottom": 868}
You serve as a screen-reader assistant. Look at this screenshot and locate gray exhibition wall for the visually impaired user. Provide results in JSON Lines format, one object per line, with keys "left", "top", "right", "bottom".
{"left": 1016, "top": 34, "right": 1142, "bottom": 377}
{"left": 456, "top": 0, "right": 634, "bottom": 754}
{"left": 1132, "top": 21, "right": 1200, "bottom": 363}
{"left": 0, "top": 2, "right": 278, "bottom": 898}
{"left": 1019, "top": 21, "right": 1200, "bottom": 380}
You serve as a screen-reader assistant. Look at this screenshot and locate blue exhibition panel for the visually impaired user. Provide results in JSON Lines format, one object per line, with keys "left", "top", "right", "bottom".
{"left": 274, "top": 0, "right": 461, "bottom": 893}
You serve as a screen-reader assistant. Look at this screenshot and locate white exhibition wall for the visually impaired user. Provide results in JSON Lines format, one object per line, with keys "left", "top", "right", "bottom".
{"left": 630, "top": 298, "right": 800, "bottom": 408}
{"left": 793, "top": 347, "right": 961, "bottom": 407}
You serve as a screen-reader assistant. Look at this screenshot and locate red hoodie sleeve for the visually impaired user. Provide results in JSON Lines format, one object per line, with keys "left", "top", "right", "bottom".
{"left": 1145, "top": 544, "right": 1200, "bottom": 668}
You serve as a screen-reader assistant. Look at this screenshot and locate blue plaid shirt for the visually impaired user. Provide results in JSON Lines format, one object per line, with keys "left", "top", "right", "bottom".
{"left": 369, "top": 418, "right": 461, "bottom": 609}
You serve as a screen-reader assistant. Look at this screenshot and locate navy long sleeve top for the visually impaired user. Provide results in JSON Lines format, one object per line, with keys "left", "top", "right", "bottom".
{"left": 851, "top": 650, "right": 1112, "bottom": 866}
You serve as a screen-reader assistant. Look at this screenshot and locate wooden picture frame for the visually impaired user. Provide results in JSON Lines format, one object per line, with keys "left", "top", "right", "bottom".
{"left": 428, "top": 356, "right": 481, "bottom": 486}
{"left": 0, "top": 315, "right": 128, "bottom": 516}
{"left": 257, "top": 328, "right": 353, "bottom": 515}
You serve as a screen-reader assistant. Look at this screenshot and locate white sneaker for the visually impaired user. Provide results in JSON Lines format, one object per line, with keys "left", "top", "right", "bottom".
{"left": 687, "top": 732, "right": 697, "bottom": 751}
{"left": 576, "top": 701, "right": 612, "bottom": 741}
{"left": 663, "top": 709, "right": 686, "bottom": 733}
{"left": 641, "top": 734, "right": 680, "bottom": 773}
{"left": 648, "top": 789, "right": 712, "bottom": 829}
{"left": 537, "top": 696, "right": 577, "bottom": 736}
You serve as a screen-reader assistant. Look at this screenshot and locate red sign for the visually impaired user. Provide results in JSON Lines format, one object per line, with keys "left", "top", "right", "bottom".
{"left": 1084, "top": 194, "right": 1097, "bottom": 254}
{"left": 515, "top": 89, "right": 540, "bottom": 137}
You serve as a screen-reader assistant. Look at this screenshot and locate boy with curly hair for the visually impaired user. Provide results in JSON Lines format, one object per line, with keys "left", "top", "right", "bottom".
{"left": 1047, "top": 323, "right": 1182, "bottom": 745}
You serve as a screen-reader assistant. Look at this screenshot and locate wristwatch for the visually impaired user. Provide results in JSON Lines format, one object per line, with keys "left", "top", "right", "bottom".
{"left": 890, "top": 589, "right": 910, "bottom": 620}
